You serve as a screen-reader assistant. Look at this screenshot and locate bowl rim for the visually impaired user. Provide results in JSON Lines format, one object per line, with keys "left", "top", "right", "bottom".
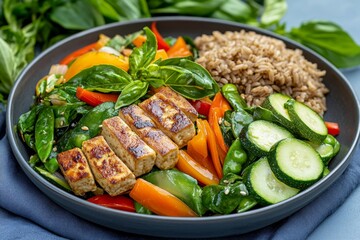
{"left": 6, "top": 15, "right": 360, "bottom": 233}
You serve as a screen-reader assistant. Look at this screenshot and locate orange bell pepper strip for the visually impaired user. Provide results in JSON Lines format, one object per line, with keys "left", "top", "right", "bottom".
{"left": 166, "top": 36, "right": 192, "bottom": 58}
{"left": 203, "top": 119, "right": 223, "bottom": 179}
{"left": 59, "top": 42, "right": 98, "bottom": 65}
{"left": 64, "top": 51, "right": 129, "bottom": 81}
{"left": 154, "top": 49, "right": 168, "bottom": 61}
{"left": 76, "top": 87, "right": 119, "bottom": 107}
{"left": 129, "top": 178, "right": 198, "bottom": 217}
{"left": 94, "top": 34, "right": 110, "bottom": 50}
{"left": 177, "top": 150, "right": 219, "bottom": 186}
{"left": 208, "top": 107, "right": 229, "bottom": 155}
{"left": 187, "top": 119, "right": 208, "bottom": 161}
{"left": 132, "top": 34, "right": 147, "bottom": 47}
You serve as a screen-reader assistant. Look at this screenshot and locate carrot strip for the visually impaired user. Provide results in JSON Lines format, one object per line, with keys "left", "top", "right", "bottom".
{"left": 129, "top": 179, "right": 198, "bottom": 217}
{"left": 203, "top": 119, "right": 223, "bottom": 179}
{"left": 209, "top": 108, "right": 229, "bottom": 153}
{"left": 177, "top": 150, "right": 219, "bottom": 186}
{"left": 76, "top": 87, "right": 119, "bottom": 106}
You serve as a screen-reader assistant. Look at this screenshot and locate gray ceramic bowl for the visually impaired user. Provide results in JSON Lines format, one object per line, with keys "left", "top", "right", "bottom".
{"left": 6, "top": 17, "right": 360, "bottom": 238}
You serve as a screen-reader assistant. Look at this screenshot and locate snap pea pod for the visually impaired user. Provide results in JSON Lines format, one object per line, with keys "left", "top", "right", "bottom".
{"left": 35, "top": 106, "right": 55, "bottom": 162}
{"left": 223, "top": 138, "right": 248, "bottom": 176}
{"left": 56, "top": 102, "right": 118, "bottom": 152}
{"left": 221, "top": 83, "right": 248, "bottom": 111}
{"left": 324, "top": 134, "right": 340, "bottom": 156}
{"left": 142, "top": 169, "right": 205, "bottom": 216}
{"left": 134, "top": 201, "right": 152, "bottom": 215}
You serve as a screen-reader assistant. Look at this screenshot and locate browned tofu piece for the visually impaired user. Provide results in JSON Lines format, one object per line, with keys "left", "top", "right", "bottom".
{"left": 120, "top": 104, "right": 179, "bottom": 169}
{"left": 82, "top": 136, "right": 136, "bottom": 196}
{"left": 139, "top": 93, "right": 196, "bottom": 148}
{"left": 101, "top": 116, "right": 156, "bottom": 176}
{"left": 57, "top": 148, "right": 97, "bottom": 196}
{"left": 155, "top": 86, "right": 198, "bottom": 122}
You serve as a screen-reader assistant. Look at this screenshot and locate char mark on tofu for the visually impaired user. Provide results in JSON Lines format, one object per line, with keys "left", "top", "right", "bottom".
{"left": 120, "top": 105, "right": 179, "bottom": 170}
{"left": 101, "top": 116, "right": 156, "bottom": 177}
{"left": 139, "top": 93, "right": 196, "bottom": 148}
{"left": 82, "top": 136, "right": 136, "bottom": 196}
{"left": 57, "top": 147, "right": 97, "bottom": 196}
{"left": 155, "top": 86, "right": 198, "bottom": 122}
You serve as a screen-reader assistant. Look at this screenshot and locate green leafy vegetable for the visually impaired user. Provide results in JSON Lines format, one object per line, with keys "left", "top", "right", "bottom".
{"left": 261, "top": 0, "right": 287, "bottom": 27}
{"left": 115, "top": 80, "right": 149, "bottom": 109}
{"left": 0, "top": 37, "right": 16, "bottom": 95}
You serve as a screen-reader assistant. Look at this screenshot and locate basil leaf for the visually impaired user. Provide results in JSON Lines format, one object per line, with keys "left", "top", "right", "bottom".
{"left": 159, "top": 58, "right": 219, "bottom": 99}
{"left": 50, "top": 0, "right": 105, "bottom": 30}
{"left": 115, "top": 80, "right": 149, "bottom": 109}
{"left": 288, "top": 21, "right": 360, "bottom": 68}
{"left": 63, "top": 65, "right": 132, "bottom": 92}
{"left": 261, "top": 0, "right": 287, "bottom": 26}
{"left": 129, "top": 27, "right": 156, "bottom": 77}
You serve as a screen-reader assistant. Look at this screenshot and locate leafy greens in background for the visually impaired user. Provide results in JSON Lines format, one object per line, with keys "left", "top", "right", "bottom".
{"left": 1, "top": 0, "right": 360, "bottom": 102}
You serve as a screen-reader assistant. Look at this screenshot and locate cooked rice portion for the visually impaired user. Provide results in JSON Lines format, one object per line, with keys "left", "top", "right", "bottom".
{"left": 194, "top": 30, "right": 329, "bottom": 115}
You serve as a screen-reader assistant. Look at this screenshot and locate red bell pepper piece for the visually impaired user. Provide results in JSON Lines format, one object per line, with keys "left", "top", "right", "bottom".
{"left": 59, "top": 42, "right": 98, "bottom": 65}
{"left": 190, "top": 99, "right": 212, "bottom": 117}
{"left": 325, "top": 121, "right": 340, "bottom": 136}
{"left": 76, "top": 87, "right": 119, "bottom": 107}
{"left": 151, "top": 22, "right": 170, "bottom": 51}
{"left": 87, "top": 194, "right": 136, "bottom": 212}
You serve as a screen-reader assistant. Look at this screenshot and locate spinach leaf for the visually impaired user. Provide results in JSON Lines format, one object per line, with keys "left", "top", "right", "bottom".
{"left": 260, "top": 0, "right": 287, "bottom": 27}
{"left": 56, "top": 102, "right": 118, "bottom": 152}
{"left": 63, "top": 65, "right": 132, "bottom": 92}
{"left": 129, "top": 27, "right": 156, "bottom": 77}
{"left": 50, "top": 0, "right": 105, "bottom": 30}
{"left": 115, "top": 80, "right": 149, "bottom": 109}
{"left": 287, "top": 20, "right": 360, "bottom": 68}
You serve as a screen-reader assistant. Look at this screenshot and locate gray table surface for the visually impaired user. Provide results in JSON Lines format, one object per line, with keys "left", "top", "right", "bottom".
{"left": 284, "top": 0, "right": 360, "bottom": 239}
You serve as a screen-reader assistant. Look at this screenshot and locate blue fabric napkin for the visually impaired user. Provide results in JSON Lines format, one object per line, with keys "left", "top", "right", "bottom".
{"left": 1, "top": 101, "right": 360, "bottom": 240}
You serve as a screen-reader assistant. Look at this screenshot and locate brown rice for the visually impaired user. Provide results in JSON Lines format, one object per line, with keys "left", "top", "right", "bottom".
{"left": 194, "top": 30, "right": 328, "bottom": 115}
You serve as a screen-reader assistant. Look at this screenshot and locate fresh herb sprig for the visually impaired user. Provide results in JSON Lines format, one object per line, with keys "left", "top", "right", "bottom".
{"left": 61, "top": 27, "right": 219, "bottom": 109}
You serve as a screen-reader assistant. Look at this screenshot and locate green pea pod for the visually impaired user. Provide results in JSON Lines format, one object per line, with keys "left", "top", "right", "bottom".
{"left": 223, "top": 138, "right": 248, "bottom": 175}
{"left": 44, "top": 157, "right": 59, "bottom": 174}
{"left": 142, "top": 169, "right": 205, "bottom": 216}
{"left": 35, "top": 106, "right": 55, "bottom": 162}
{"left": 323, "top": 134, "right": 340, "bottom": 156}
{"left": 221, "top": 83, "right": 248, "bottom": 111}
{"left": 57, "top": 102, "right": 118, "bottom": 152}
{"left": 115, "top": 80, "right": 149, "bottom": 109}
{"left": 252, "top": 106, "right": 277, "bottom": 122}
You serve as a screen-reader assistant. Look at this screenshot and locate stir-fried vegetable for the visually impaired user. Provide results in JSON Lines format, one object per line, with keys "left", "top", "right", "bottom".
{"left": 16, "top": 25, "right": 342, "bottom": 218}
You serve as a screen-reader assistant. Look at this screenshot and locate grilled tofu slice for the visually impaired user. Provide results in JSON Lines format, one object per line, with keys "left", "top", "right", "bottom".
{"left": 57, "top": 147, "right": 97, "bottom": 196}
{"left": 155, "top": 86, "right": 198, "bottom": 122}
{"left": 139, "top": 93, "right": 196, "bottom": 148}
{"left": 120, "top": 104, "right": 179, "bottom": 169}
{"left": 101, "top": 116, "right": 156, "bottom": 176}
{"left": 82, "top": 136, "right": 136, "bottom": 196}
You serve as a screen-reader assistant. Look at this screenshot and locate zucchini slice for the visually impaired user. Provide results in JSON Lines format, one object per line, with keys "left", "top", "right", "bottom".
{"left": 244, "top": 157, "right": 299, "bottom": 205}
{"left": 269, "top": 138, "right": 324, "bottom": 189}
{"left": 261, "top": 93, "right": 293, "bottom": 129}
{"left": 285, "top": 99, "right": 327, "bottom": 143}
{"left": 240, "top": 120, "right": 294, "bottom": 156}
